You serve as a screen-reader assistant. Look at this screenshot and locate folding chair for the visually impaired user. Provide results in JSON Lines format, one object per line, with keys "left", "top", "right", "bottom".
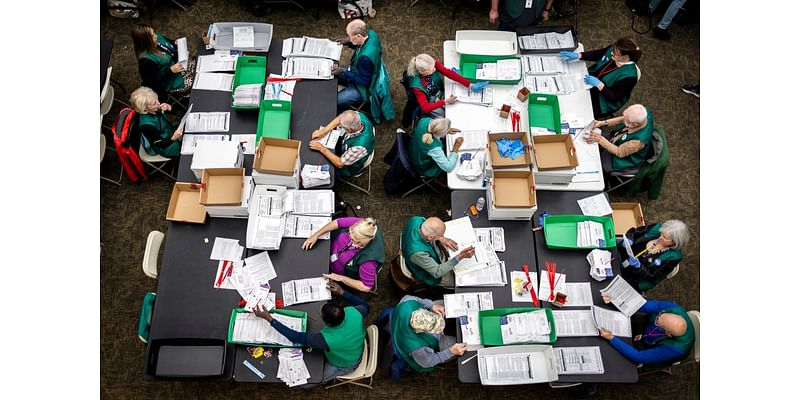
{"left": 639, "top": 310, "right": 700, "bottom": 376}
{"left": 607, "top": 125, "right": 668, "bottom": 199}
{"left": 337, "top": 151, "right": 375, "bottom": 195}
{"left": 100, "top": 134, "right": 123, "bottom": 186}
{"left": 326, "top": 325, "right": 379, "bottom": 389}
{"left": 139, "top": 144, "right": 177, "bottom": 181}
{"left": 143, "top": 230, "right": 165, "bottom": 279}
{"left": 394, "top": 130, "right": 446, "bottom": 198}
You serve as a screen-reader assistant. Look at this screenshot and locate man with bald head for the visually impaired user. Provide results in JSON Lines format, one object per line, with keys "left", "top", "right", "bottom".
{"left": 599, "top": 297, "right": 695, "bottom": 366}
{"left": 335, "top": 19, "right": 383, "bottom": 112}
{"left": 309, "top": 110, "right": 374, "bottom": 178}
{"left": 585, "top": 103, "right": 654, "bottom": 173}
{"left": 401, "top": 216, "right": 475, "bottom": 288}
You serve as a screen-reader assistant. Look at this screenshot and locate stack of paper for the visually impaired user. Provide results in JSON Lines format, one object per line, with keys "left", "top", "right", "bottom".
{"left": 196, "top": 54, "right": 237, "bottom": 72}
{"left": 500, "top": 310, "right": 551, "bottom": 344}
{"left": 231, "top": 312, "right": 302, "bottom": 345}
{"left": 475, "top": 60, "right": 520, "bottom": 81}
{"left": 474, "top": 227, "right": 506, "bottom": 252}
{"left": 446, "top": 217, "right": 506, "bottom": 287}
{"left": 480, "top": 353, "right": 536, "bottom": 382}
{"left": 184, "top": 112, "right": 231, "bottom": 133}
{"left": 300, "top": 164, "right": 331, "bottom": 188}
{"left": 180, "top": 134, "right": 229, "bottom": 155}
{"left": 553, "top": 347, "right": 604, "bottom": 375}
{"left": 282, "top": 36, "right": 343, "bottom": 60}
{"left": 282, "top": 277, "right": 332, "bottom": 306}
{"left": 209, "top": 238, "right": 245, "bottom": 289}
{"left": 446, "top": 129, "right": 488, "bottom": 152}
{"left": 521, "top": 55, "right": 568, "bottom": 75}
{"left": 600, "top": 276, "right": 646, "bottom": 317}
{"left": 587, "top": 249, "right": 614, "bottom": 281}
{"left": 285, "top": 190, "right": 335, "bottom": 215}
{"left": 444, "top": 292, "right": 494, "bottom": 318}
{"left": 264, "top": 76, "right": 297, "bottom": 102}
{"left": 450, "top": 82, "right": 494, "bottom": 106}
{"left": 283, "top": 214, "right": 331, "bottom": 239}
{"left": 317, "top": 127, "right": 344, "bottom": 150}
{"left": 591, "top": 306, "right": 632, "bottom": 337}
{"left": 248, "top": 191, "right": 286, "bottom": 250}
{"left": 193, "top": 72, "right": 234, "bottom": 91}
{"left": 282, "top": 57, "right": 334, "bottom": 80}
{"left": 277, "top": 348, "right": 311, "bottom": 387}
{"left": 552, "top": 309, "right": 600, "bottom": 337}
{"left": 517, "top": 31, "right": 575, "bottom": 50}
{"left": 538, "top": 270, "right": 567, "bottom": 302}
{"left": 523, "top": 74, "right": 583, "bottom": 94}
{"left": 232, "top": 83, "right": 263, "bottom": 107}
{"left": 576, "top": 220, "right": 606, "bottom": 248}
{"left": 233, "top": 26, "right": 255, "bottom": 48}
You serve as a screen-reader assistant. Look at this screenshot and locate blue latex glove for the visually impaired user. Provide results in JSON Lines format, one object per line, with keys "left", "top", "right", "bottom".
{"left": 560, "top": 51, "right": 579, "bottom": 62}
{"left": 469, "top": 81, "right": 489, "bottom": 92}
{"left": 450, "top": 67, "right": 461, "bottom": 74}
{"left": 584, "top": 75, "right": 602, "bottom": 87}
{"left": 627, "top": 256, "right": 641, "bottom": 269}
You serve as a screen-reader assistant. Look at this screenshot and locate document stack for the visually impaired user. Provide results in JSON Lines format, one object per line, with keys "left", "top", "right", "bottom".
{"left": 300, "top": 164, "right": 331, "bottom": 188}
{"left": 180, "top": 134, "right": 229, "bottom": 155}
{"left": 576, "top": 220, "right": 606, "bottom": 248}
{"left": 246, "top": 185, "right": 336, "bottom": 250}
{"left": 282, "top": 277, "right": 332, "bottom": 306}
{"left": 281, "top": 57, "right": 334, "bottom": 80}
{"left": 587, "top": 249, "right": 614, "bottom": 281}
{"left": 283, "top": 214, "right": 331, "bottom": 239}
{"left": 232, "top": 83, "right": 263, "bottom": 107}
{"left": 190, "top": 141, "right": 245, "bottom": 180}
{"left": 501, "top": 310, "right": 552, "bottom": 344}
{"left": 281, "top": 36, "right": 343, "bottom": 61}
{"left": 444, "top": 217, "right": 507, "bottom": 287}
{"left": 444, "top": 292, "right": 495, "bottom": 351}
{"left": 517, "top": 31, "right": 575, "bottom": 51}
{"left": 231, "top": 312, "right": 300, "bottom": 345}
{"left": 475, "top": 60, "right": 521, "bottom": 81}
{"left": 277, "top": 348, "right": 311, "bottom": 387}
{"left": 477, "top": 345, "right": 558, "bottom": 385}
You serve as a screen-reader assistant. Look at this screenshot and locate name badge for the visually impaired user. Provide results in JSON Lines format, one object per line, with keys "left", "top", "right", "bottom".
{"left": 525, "top": 0, "right": 533, "bottom": 8}
{"left": 621, "top": 134, "right": 628, "bottom": 141}
{"left": 330, "top": 253, "right": 338, "bottom": 263}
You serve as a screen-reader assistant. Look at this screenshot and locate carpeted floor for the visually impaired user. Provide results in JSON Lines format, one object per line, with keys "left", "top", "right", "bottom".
{"left": 100, "top": 0, "right": 699, "bottom": 398}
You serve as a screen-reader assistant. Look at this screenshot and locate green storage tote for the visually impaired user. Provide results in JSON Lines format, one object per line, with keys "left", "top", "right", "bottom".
{"left": 478, "top": 307, "right": 556, "bottom": 345}
{"left": 542, "top": 214, "right": 616, "bottom": 249}
{"left": 231, "top": 56, "right": 267, "bottom": 110}
{"left": 255, "top": 99, "right": 292, "bottom": 143}
{"left": 458, "top": 54, "right": 522, "bottom": 85}
{"left": 227, "top": 308, "right": 307, "bottom": 347}
{"left": 528, "top": 93, "right": 561, "bottom": 132}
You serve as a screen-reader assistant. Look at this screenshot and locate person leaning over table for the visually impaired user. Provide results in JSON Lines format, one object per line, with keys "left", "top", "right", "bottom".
{"left": 253, "top": 281, "right": 368, "bottom": 386}
{"left": 131, "top": 24, "right": 192, "bottom": 100}
{"left": 391, "top": 294, "right": 467, "bottom": 372}
{"left": 129, "top": 86, "right": 183, "bottom": 158}
{"left": 401, "top": 216, "right": 475, "bottom": 288}
{"left": 584, "top": 104, "right": 653, "bottom": 174}
{"left": 406, "top": 53, "right": 488, "bottom": 119}
{"left": 333, "top": 19, "right": 383, "bottom": 112}
{"left": 308, "top": 110, "right": 374, "bottom": 178}
{"left": 598, "top": 294, "right": 695, "bottom": 367}
{"left": 489, "top": 0, "right": 555, "bottom": 32}
{"left": 302, "top": 217, "right": 385, "bottom": 293}
{"left": 406, "top": 117, "right": 463, "bottom": 178}
{"left": 618, "top": 220, "right": 690, "bottom": 293}
{"left": 560, "top": 37, "right": 642, "bottom": 118}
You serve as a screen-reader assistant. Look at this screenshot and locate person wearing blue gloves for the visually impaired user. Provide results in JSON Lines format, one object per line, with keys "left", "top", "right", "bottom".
{"left": 617, "top": 220, "right": 689, "bottom": 292}
{"left": 406, "top": 53, "right": 488, "bottom": 119}
{"left": 560, "top": 38, "right": 642, "bottom": 118}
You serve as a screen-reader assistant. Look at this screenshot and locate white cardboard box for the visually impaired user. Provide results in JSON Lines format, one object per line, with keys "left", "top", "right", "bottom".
{"left": 251, "top": 158, "right": 301, "bottom": 188}
{"left": 204, "top": 176, "right": 254, "bottom": 218}
{"left": 478, "top": 345, "right": 558, "bottom": 385}
{"left": 191, "top": 141, "right": 244, "bottom": 180}
{"left": 455, "top": 30, "right": 518, "bottom": 56}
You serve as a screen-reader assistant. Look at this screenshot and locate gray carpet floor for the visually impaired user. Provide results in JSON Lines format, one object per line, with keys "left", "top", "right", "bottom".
{"left": 101, "top": 0, "right": 699, "bottom": 398}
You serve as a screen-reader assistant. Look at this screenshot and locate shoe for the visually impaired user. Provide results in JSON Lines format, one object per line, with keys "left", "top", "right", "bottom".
{"left": 396, "top": 128, "right": 406, "bottom": 134}
{"left": 681, "top": 84, "right": 700, "bottom": 98}
{"left": 652, "top": 27, "right": 671, "bottom": 40}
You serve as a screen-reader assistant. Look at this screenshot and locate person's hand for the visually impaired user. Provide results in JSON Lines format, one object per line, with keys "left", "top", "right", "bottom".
{"left": 592, "top": 120, "right": 607, "bottom": 129}
{"left": 445, "top": 95, "right": 458, "bottom": 105}
{"left": 599, "top": 328, "right": 614, "bottom": 341}
{"left": 432, "top": 304, "right": 446, "bottom": 318}
{"left": 627, "top": 256, "right": 641, "bottom": 269}
{"left": 584, "top": 75, "right": 602, "bottom": 88}
{"left": 253, "top": 304, "right": 273, "bottom": 322}
{"left": 171, "top": 129, "right": 183, "bottom": 141}
{"left": 170, "top": 63, "right": 185, "bottom": 73}
{"left": 332, "top": 65, "right": 346, "bottom": 75}
{"left": 309, "top": 140, "right": 325, "bottom": 152}
{"left": 448, "top": 128, "right": 462, "bottom": 134}
{"left": 439, "top": 237, "right": 458, "bottom": 251}
{"left": 469, "top": 81, "right": 489, "bottom": 92}
{"left": 311, "top": 129, "right": 326, "bottom": 140}
{"left": 450, "top": 343, "right": 468, "bottom": 356}
{"left": 560, "top": 51, "right": 580, "bottom": 62}
{"left": 302, "top": 235, "right": 318, "bottom": 250}
{"left": 489, "top": 9, "right": 499, "bottom": 24}
{"left": 541, "top": 9, "right": 551, "bottom": 22}
{"left": 457, "top": 246, "right": 476, "bottom": 261}
{"left": 337, "top": 38, "right": 352, "bottom": 47}
{"left": 159, "top": 103, "right": 172, "bottom": 112}
{"left": 453, "top": 137, "right": 464, "bottom": 152}
{"left": 324, "top": 276, "right": 345, "bottom": 296}
{"left": 600, "top": 292, "right": 612, "bottom": 304}
{"left": 585, "top": 131, "right": 602, "bottom": 144}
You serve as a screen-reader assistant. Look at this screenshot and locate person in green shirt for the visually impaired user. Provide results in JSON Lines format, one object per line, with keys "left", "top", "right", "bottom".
{"left": 129, "top": 86, "right": 183, "bottom": 158}
{"left": 490, "top": 0, "right": 555, "bottom": 32}
{"left": 584, "top": 104, "right": 653, "bottom": 173}
{"left": 309, "top": 110, "right": 375, "bottom": 178}
{"left": 407, "top": 117, "right": 464, "bottom": 178}
{"left": 401, "top": 216, "right": 475, "bottom": 288}
{"left": 131, "top": 24, "right": 192, "bottom": 100}
{"left": 334, "top": 19, "right": 382, "bottom": 112}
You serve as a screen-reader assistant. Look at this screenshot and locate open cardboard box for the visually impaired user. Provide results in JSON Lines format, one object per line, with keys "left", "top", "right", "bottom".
{"left": 533, "top": 134, "right": 578, "bottom": 170}
{"left": 488, "top": 132, "right": 532, "bottom": 169}
{"left": 253, "top": 137, "right": 301, "bottom": 176}
{"left": 199, "top": 168, "right": 245, "bottom": 206}
{"left": 491, "top": 169, "right": 537, "bottom": 208}
{"left": 611, "top": 202, "right": 645, "bottom": 236}
{"left": 166, "top": 183, "right": 207, "bottom": 224}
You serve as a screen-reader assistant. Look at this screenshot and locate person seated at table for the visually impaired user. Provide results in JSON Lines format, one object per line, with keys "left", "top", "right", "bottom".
{"left": 308, "top": 110, "right": 374, "bottom": 178}
{"left": 618, "top": 220, "right": 689, "bottom": 292}
{"left": 131, "top": 24, "right": 192, "bottom": 100}
{"left": 334, "top": 19, "right": 383, "bottom": 111}
{"left": 560, "top": 37, "right": 642, "bottom": 118}
{"left": 406, "top": 117, "right": 463, "bottom": 178}
{"left": 391, "top": 294, "right": 467, "bottom": 372}
{"left": 584, "top": 104, "right": 653, "bottom": 174}
{"left": 406, "top": 53, "right": 488, "bottom": 119}
{"left": 401, "top": 216, "right": 475, "bottom": 288}
{"left": 489, "top": 0, "right": 555, "bottom": 32}
{"left": 302, "top": 217, "right": 385, "bottom": 293}
{"left": 599, "top": 295, "right": 695, "bottom": 367}
{"left": 253, "top": 281, "right": 368, "bottom": 386}
{"left": 129, "top": 86, "right": 183, "bottom": 157}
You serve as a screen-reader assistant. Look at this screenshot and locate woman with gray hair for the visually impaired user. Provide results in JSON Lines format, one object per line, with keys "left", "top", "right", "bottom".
{"left": 618, "top": 219, "right": 690, "bottom": 292}
{"left": 406, "top": 53, "right": 488, "bottom": 118}
{"left": 407, "top": 117, "right": 463, "bottom": 178}
{"left": 129, "top": 86, "right": 183, "bottom": 157}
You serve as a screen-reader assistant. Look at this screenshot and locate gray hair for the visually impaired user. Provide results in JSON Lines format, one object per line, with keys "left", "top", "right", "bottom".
{"left": 346, "top": 19, "right": 368, "bottom": 37}
{"left": 338, "top": 110, "right": 361, "bottom": 131}
{"left": 130, "top": 86, "right": 158, "bottom": 114}
{"left": 624, "top": 104, "right": 648, "bottom": 125}
{"left": 406, "top": 53, "right": 435, "bottom": 77}
{"left": 421, "top": 217, "right": 445, "bottom": 237}
{"left": 660, "top": 219, "right": 690, "bottom": 250}
{"left": 427, "top": 118, "right": 452, "bottom": 138}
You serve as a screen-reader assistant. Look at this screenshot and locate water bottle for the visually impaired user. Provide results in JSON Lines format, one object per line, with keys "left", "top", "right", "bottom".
{"left": 476, "top": 197, "right": 486, "bottom": 212}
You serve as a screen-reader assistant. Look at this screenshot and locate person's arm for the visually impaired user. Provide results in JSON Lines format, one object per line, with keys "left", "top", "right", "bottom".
{"left": 608, "top": 337, "right": 684, "bottom": 364}
{"left": 489, "top": 0, "right": 500, "bottom": 23}
{"left": 435, "top": 61, "right": 471, "bottom": 87}
{"left": 269, "top": 319, "right": 330, "bottom": 351}
{"left": 326, "top": 271, "right": 372, "bottom": 293}
{"left": 341, "top": 289, "right": 371, "bottom": 316}
{"left": 597, "top": 76, "right": 637, "bottom": 103}
{"left": 580, "top": 46, "right": 612, "bottom": 62}
{"left": 311, "top": 116, "right": 341, "bottom": 140}
{"left": 340, "top": 57, "right": 374, "bottom": 88}
{"left": 140, "top": 123, "right": 177, "bottom": 151}
{"left": 409, "top": 251, "right": 460, "bottom": 278}
{"left": 340, "top": 146, "right": 368, "bottom": 166}
{"left": 413, "top": 87, "right": 446, "bottom": 114}
{"left": 427, "top": 146, "right": 459, "bottom": 173}
{"left": 302, "top": 218, "right": 342, "bottom": 250}
{"left": 597, "top": 137, "right": 644, "bottom": 158}
{"left": 410, "top": 346, "right": 457, "bottom": 368}
{"left": 639, "top": 300, "right": 680, "bottom": 314}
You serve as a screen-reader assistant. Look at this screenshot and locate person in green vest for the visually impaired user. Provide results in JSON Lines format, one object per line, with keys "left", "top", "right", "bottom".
{"left": 489, "top": 0, "right": 555, "bottom": 32}
{"left": 309, "top": 110, "right": 374, "bottom": 178}
{"left": 407, "top": 117, "right": 464, "bottom": 178}
{"left": 334, "top": 19, "right": 382, "bottom": 112}
{"left": 560, "top": 38, "right": 642, "bottom": 118}
{"left": 585, "top": 104, "right": 653, "bottom": 173}
{"left": 253, "top": 281, "right": 368, "bottom": 386}
{"left": 406, "top": 53, "right": 487, "bottom": 119}
{"left": 129, "top": 86, "right": 183, "bottom": 158}
{"left": 302, "top": 217, "right": 385, "bottom": 293}
{"left": 618, "top": 220, "right": 690, "bottom": 292}
{"left": 401, "top": 216, "right": 475, "bottom": 288}
{"left": 131, "top": 24, "right": 192, "bottom": 100}
{"left": 391, "top": 295, "right": 467, "bottom": 372}
{"left": 599, "top": 296, "right": 695, "bottom": 367}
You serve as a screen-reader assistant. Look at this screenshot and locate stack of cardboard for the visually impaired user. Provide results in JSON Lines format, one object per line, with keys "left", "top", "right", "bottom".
{"left": 251, "top": 138, "right": 301, "bottom": 188}
{"left": 199, "top": 169, "right": 254, "bottom": 218}
{"left": 191, "top": 141, "right": 245, "bottom": 180}
{"left": 486, "top": 170, "right": 538, "bottom": 220}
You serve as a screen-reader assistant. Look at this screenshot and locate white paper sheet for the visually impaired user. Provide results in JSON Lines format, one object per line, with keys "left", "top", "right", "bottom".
{"left": 283, "top": 214, "right": 331, "bottom": 239}
{"left": 538, "top": 271, "right": 567, "bottom": 302}
{"left": 500, "top": 310, "right": 551, "bottom": 344}
{"left": 233, "top": 26, "right": 255, "bottom": 48}
{"left": 281, "top": 57, "right": 334, "bottom": 79}
{"left": 264, "top": 75, "right": 298, "bottom": 102}
{"left": 458, "top": 313, "right": 484, "bottom": 350}
{"left": 282, "top": 36, "right": 343, "bottom": 60}
{"left": 563, "top": 282, "right": 594, "bottom": 307}
{"left": 552, "top": 309, "right": 600, "bottom": 337}
{"left": 184, "top": 112, "right": 231, "bottom": 133}
{"left": 510, "top": 270, "right": 537, "bottom": 303}
{"left": 449, "top": 82, "right": 494, "bottom": 106}
{"left": 317, "top": 126, "right": 344, "bottom": 150}
{"left": 481, "top": 354, "right": 535, "bottom": 382}
{"left": 577, "top": 193, "right": 613, "bottom": 217}
{"left": 591, "top": 306, "right": 632, "bottom": 337}
{"left": 180, "top": 134, "right": 228, "bottom": 155}
{"left": 285, "top": 190, "right": 335, "bottom": 215}
{"left": 210, "top": 237, "right": 244, "bottom": 261}
{"left": 553, "top": 347, "right": 604, "bottom": 375}
{"left": 282, "top": 277, "right": 332, "bottom": 306}
{"left": 176, "top": 37, "right": 189, "bottom": 65}
{"left": 444, "top": 292, "right": 494, "bottom": 318}
{"left": 196, "top": 54, "right": 237, "bottom": 72}
{"left": 193, "top": 72, "right": 234, "bottom": 91}
{"left": 473, "top": 227, "right": 506, "bottom": 252}
{"left": 213, "top": 260, "right": 238, "bottom": 289}
{"left": 446, "top": 129, "right": 489, "bottom": 152}
{"left": 600, "top": 275, "right": 646, "bottom": 317}
{"left": 243, "top": 251, "right": 278, "bottom": 283}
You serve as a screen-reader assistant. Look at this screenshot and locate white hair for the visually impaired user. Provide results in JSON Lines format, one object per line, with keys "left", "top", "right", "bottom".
{"left": 130, "top": 86, "right": 158, "bottom": 114}
{"left": 660, "top": 219, "right": 690, "bottom": 250}
{"left": 338, "top": 110, "right": 361, "bottom": 131}
{"left": 407, "top": 53, "right": 435, "bottom": 77}
{"left": 624, "top": 104, "right": 648, "bottom": 125}
{"left": 427, "top": 118, "right": 451, "bottom": 138}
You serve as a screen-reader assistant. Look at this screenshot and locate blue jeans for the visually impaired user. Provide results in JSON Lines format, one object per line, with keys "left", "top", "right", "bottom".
{"left": 337, "top": 84, "right": 364, "bottom": 109}
{"left": 649, "top": 0, "right": 687, "bottom": 29}
{"left": 301, "top": 360, "right": 359, "bottom": 388}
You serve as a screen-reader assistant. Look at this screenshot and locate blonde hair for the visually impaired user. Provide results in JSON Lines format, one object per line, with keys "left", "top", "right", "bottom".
{"left": 350, "top": 217, "right": 378, "bottom": 246}
{"left": 406, "top": 53, "right": 435, "bottom": 77}
{"left": 130, "top": 86, "right": 158, "bottom": 114}
{"left": 422, "top": 117, "right": 452, "bottom": 144}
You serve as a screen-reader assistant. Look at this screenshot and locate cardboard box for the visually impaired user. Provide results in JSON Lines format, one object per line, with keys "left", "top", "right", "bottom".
{"left": 611, "top": 202, "right": 645, "bottom": 236}
{"left": 490, "top": 169, "right": 537, "bottom": 208}
{"left": 486, "top": 184, "right": 536, "bottom": 220}
{"left": 488, "top": 132, "right": 532, "bottom": 169}
{"left": 165, "top": 183, "right": 207, "bottom": 224}
{"left": 253, "top": 137, "right": 301, "bottom": 176}
{"left": 532, "top": 134, "right": 578, "bottom": 170}
{"left": 455, "top": 30, "right": 518, "bottom": 56}
{"left": 191, "top": 141, "right": 245, "bottom": 181}
{"left": 200, "top": 168, "right": 245, "bottom": 206}
{"left": 204, "top": 176, "right": 254, "bottom": 218}
{"left": 251, "top": 157, "right": 301, "bottom": 188}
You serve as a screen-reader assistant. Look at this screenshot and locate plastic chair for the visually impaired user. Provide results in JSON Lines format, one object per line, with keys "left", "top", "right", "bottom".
{"left": 139, "top": 144, "right": 177, "bottom": 181}
{"left": 100, "top": 134, "right": 122, "bottom": 186}
{"left": 101, "top": 67, "right": 115, "bottom": 117}
{"left": 326, "top": 325, "right": 379, "bottom": 389}
{"left": 143, "top": 230, "right": 165, "bottom": 279}
{"left": 337, "top": 150, "right": 375, "bottom": 195}
{"left": 665, "top": 263, "right": 680, "bottom": 280}
{"left": 138, "top": 292, "right": 156, "bottom": 343}
{"left": 639, "top": 310, "right": 700, "bottom": 376}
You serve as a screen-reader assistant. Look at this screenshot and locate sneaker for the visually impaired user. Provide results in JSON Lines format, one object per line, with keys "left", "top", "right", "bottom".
{"left": 652, "top": 27, "right": 672, "bottom": 40}
{"left": 681, "top": 84, "right": 700, "bottom": 98}
{"left": 397, "top": 128, "right": 406, "bottom": 134}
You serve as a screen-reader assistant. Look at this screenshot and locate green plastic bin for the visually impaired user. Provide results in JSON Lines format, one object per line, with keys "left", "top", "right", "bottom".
{"left": 227, "top": 308, "right": 307, "bottom": 347}
{"left": 528, "top": 93, "right": 561, "bottom": 132}
{"left": 478, "top": 307, "right": 556, "bottom": 345}
{"left": 231, "top": 56, "right": 267, "bottom": 110}
{"left": 458, "top": 54, "right": 522, "bottom": 85}
{"left": 542, "top": 214, "right": 616, "bottom": 249}
{"left": 255, "top": 99, "right": 291, "bottom": 143}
